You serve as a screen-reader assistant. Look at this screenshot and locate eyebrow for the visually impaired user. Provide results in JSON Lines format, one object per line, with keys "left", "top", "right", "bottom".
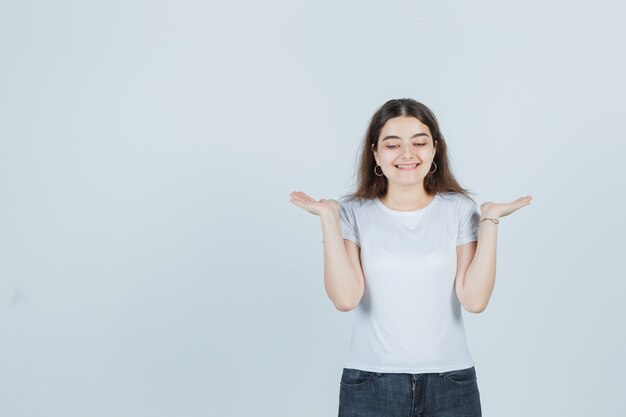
{"left": 381, "top": 133, "right": 430, "bottom": 141}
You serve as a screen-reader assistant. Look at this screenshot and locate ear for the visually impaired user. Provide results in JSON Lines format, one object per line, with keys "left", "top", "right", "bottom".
{"left": 371, "top": 143, "right": 379, "bottom": 164}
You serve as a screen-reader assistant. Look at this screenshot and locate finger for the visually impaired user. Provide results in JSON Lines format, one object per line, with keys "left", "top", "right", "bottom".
{"left": 291, "top": 191, "right": 310, "bottom": 201}
{"left": 508, "top": 196, "right": 532, "bottom": 206}
{"left": 508, "top": 198, "right": 532, "bottom": 211}
{"left": 298, "top": 191, "right": 316, "bottom": 202}
{"left": 292, "top": 197, "right": 311, "bottom": 206}
{"left": 290, "top": 198, "right": 308, "bottom": 208}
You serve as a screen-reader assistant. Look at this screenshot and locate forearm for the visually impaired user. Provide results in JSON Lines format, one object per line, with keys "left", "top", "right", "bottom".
{"left": 464, "top": 216, "right": 499, "bottom": 312}
{"left": 320, "top": 209, "right": 361, "bottom": 310}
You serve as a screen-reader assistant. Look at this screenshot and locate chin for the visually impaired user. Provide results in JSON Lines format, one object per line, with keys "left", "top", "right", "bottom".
{"left": 393, "top": 178, "right": 423, "bottom": 185}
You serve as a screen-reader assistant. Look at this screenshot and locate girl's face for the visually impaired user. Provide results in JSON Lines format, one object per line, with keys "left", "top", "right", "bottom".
{"left": 372, "top": 116, "right": 437, "bottom": 186}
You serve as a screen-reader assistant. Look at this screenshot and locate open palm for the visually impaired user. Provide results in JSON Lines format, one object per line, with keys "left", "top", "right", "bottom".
{"left": 480, "top": 195, "right": 533, "bottom": 218}
{"left": 289, "top": 191, "right": 340, "bottom": 217}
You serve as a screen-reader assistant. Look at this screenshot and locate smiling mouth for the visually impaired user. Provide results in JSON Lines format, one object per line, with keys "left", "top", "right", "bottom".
{"left": 395, "top": 163, "right": 419, "bottom": 170}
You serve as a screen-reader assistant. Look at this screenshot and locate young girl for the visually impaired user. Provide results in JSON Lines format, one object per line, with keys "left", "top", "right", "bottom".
{"left": 289, "top": 98, "right": 531, "bottom": 417}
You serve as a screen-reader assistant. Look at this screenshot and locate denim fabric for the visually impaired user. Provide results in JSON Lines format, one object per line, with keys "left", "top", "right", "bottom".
{"left": 338, "top": 366, "right": 482, "bottom": 417}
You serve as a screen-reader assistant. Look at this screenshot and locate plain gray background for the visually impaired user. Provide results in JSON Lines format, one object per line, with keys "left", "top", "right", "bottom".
{"left": 1, "top": 1, "right": 625, "bottom": 416}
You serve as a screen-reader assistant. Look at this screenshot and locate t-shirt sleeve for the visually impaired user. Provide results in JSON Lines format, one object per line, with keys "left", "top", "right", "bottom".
{"left": 457, "top": 197, "right": 480, "bottom": 246}
{"left": 339, "top": 199, "right": 361, "bottom": 247}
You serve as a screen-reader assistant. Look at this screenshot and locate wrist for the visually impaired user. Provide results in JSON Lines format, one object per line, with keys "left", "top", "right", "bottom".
{"left": 320, "top": 206, "right": 340, "bottom": 222}
{"left": 479, "top": 216, "right": 499, "bottom": 225}
{"left": 481, "top": 208, "right": 499, "bottom": 218}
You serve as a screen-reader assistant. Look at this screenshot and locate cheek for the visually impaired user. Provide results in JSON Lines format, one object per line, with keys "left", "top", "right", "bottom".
{"left": 381, "top": 154, "right": 397, "bottom": 164}
{"left": 420, "top": 148, "right": 435, "bottom": 158}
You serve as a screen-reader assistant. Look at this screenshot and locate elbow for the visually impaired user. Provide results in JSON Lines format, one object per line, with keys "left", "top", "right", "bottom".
{"left": 335, "top": 303, "right": 355, "bottom": 312}
{"left": 464, "top": 300, "right": 487, "bottom": 314}
{"left": 335, "top": 300, "right": 357, "bottom": 312}
{"left": 461, "top": 288, "right": 490, "bottom": 314}
{"left": 334, "top": 294, "right": 362, "bottom": 312}
{"left": 326, "top": 292, "right": 358, "bottom": 312}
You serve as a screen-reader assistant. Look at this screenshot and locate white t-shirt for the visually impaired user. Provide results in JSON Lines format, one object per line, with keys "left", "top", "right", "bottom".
{"left": 338, "top": 191, "right": 480, "bottom": 373}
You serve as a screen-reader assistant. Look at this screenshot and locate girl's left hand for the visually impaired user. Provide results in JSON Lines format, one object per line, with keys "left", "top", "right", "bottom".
{"left": 480, "top": 195, "right": 533, "bottom": 219}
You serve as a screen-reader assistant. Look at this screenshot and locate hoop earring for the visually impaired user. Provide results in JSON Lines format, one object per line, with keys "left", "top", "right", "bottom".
{"left": 428, "top": 162, "right": 437, "bottom": 174}
{"left": 374, "top": 165, "right": 384, "bottom": 177}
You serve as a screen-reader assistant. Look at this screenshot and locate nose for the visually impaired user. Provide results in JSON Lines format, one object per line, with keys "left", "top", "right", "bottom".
{"left": 402, "top": 144, "right": 415, "bottom": 158}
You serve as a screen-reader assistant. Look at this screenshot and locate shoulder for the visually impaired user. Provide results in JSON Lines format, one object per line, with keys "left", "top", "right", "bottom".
{"left": 438, "top": 191, "right": 475, "bottom": 203}
{"left": 338, "top": 195, "right": 370, "bottom": 209}
{"left": 437, "top": 192, "right": 478, "bottom": 211}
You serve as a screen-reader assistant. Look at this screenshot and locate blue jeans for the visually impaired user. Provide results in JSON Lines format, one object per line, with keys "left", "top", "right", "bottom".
{"left": 338, "top": 366, "right": 482, "bottom": 417}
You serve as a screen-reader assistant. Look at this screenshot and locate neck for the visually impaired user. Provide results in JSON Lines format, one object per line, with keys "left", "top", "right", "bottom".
{"left": 381, "top": 183, "right": 435, "bottom": 210}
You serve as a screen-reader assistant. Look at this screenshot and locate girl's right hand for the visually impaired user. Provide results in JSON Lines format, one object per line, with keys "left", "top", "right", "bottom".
{"left": 289, "top": 191, "right": 340, "bottom": 217}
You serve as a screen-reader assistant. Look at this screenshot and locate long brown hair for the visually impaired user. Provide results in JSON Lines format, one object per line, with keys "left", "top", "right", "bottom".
{"left": 341, "top": 98, "right": 476, "bottom": 204}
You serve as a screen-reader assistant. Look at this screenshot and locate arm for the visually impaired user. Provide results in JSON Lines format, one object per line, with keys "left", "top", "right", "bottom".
{"left": 456, "top": 195, "right": 533, "bottom": 313}
{"left": 320, "top": 208, "right": 365, "bottom": 312}
{"left": 456, "top": 219, "right": 498, "bottom": 314}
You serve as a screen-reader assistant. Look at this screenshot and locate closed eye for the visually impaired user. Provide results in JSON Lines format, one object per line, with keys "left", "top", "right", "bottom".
{"left": 386, "top": 144, "right": 426, "bottom": 148}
